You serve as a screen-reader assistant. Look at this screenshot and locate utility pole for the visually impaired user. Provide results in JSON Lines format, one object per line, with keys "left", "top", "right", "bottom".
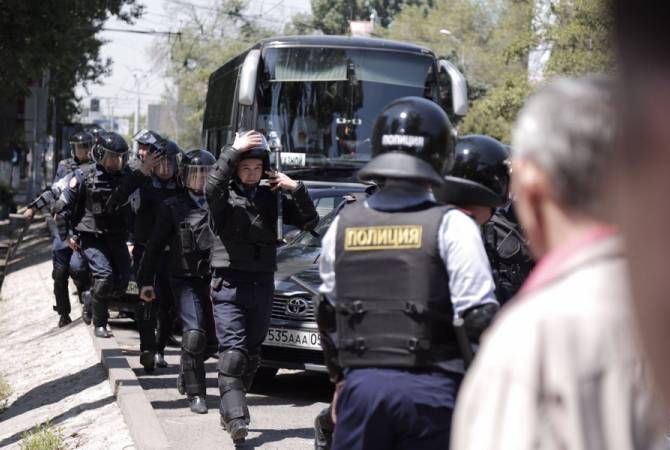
{"left": 133, "top": 73, "right": 141, "bottom": 135}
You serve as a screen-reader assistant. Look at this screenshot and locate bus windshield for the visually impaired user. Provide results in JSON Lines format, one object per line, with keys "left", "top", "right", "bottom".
{"left": 256, "top": 46, "right": 436, "bottom": 170}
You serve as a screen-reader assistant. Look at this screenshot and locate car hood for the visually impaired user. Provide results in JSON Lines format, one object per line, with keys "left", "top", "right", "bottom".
{"left": 275, "top": 245, "right": 321, "bottom": 294}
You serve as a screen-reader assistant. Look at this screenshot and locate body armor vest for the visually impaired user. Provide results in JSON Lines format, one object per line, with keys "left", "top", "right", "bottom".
{"left": 58, "top": 158, "right": 79, "bottom": 178}
{"left": 134, "top": 179, "right": 180, "bottom": 246}
{"left": 334, "top": 201, "right": 460, "bottom": 369}
{"left": 482, "top": 209, "right": 534, "bottom": 304}
{"left": 75, "top": 165, "right": 127, "bottom": 235}
{"left": 210, "top": 184, "right": 278, "bottom": 273}
{"left": 165, "top": 193, "right": 213, "bottom": 278}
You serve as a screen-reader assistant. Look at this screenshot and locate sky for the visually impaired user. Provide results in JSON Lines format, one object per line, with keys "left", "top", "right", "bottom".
{"left": 75, "top": 0, "right": 311, "bottom": 118}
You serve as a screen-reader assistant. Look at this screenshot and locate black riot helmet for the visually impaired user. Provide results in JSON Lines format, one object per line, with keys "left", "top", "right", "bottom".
{"left": 153, "top": 139, "right": 182, "bottom": 180}
{"left": 133, "top": 129, "right": 162, "bottom": 146}
{"left": 180, "top": 149, "right": 216, "bottom": 193}
{"left": 84, "top": 124, "right": 105, "bottom": 139}
{"left": 238, "top": 133, "right": 271, "bottom": 175}
{"left": 435, "top": 135, "right": 511, "bottom": 208}
{"left": 92, "top": 132, "right": 129, "bottom": 173}
{"left": 358, "top": 96, "right": 455, "bottom": 185}
{"left": 68, "top": 131, "right": 94, "bottom": 162}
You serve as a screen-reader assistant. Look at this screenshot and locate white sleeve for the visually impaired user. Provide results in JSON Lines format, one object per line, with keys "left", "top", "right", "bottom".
{"left": 318, "top": 215, "right": 339, "bottom": 297}
{"left": 439, "top": 209, "right": 498, "bottom": 317}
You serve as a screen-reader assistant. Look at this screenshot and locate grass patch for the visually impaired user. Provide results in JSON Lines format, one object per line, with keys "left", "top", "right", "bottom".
{"left": 0, "top": 373, "right": 11, "bottom": 410}
{"left": 20, "top": 421, "right": 68, "bottom": 450}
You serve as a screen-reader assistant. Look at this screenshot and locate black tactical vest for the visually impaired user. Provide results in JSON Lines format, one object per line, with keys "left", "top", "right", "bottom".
{"left": 134, "top": 179, "right": 180, "bottom": 246}
{"left": 482, "top": 208, "right": 534, "bottom": 304}
{"left": 210, "top": 184, "right": 278, "bottom": 273}
{"left": 334, "top": 201, "right": 460, "bottom": 369}
{"left": 165, "top": 193, "right": 213, "bottom": 278}
{"left": 76, "top": 165, "right": 128, "bottom": 235}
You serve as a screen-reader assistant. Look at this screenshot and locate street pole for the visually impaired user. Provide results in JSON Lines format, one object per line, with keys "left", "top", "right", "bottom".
{"left": 133, "top": 73, "right": 140, "bottom": 135}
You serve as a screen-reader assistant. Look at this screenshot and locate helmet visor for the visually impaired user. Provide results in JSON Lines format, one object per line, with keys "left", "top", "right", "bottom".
{"left": 154, "top": 156, "right": 176, "bottom": 180}
{"left": 101, "top": 148, "right": 126, "bottom": 172}
{"left": 182, "top": 165, "right": 212, "bottom": 192}
{"left": 71, "top": 142, "right": 92, "bottom": 161}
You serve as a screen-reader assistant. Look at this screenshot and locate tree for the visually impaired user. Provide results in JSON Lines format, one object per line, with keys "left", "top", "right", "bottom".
{"left": 294, "top": 0, "right": 433, "bottom": 36}
{"left": 0, "top": 0, "right": 143, "bottom": 121}
{"left": 152, "top": 0, "right": 274, "bottom": 148}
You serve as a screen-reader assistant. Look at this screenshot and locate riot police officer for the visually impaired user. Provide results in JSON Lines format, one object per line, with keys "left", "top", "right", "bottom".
{"left": 317, "top": 97, "right": 498, "bottom": 449}
{"left": 55, "top": 131, "right": 158, "bottom": 337}
{"left": 24, "top": 130, "right": 94, "bottom": 327}
{"left": 205, "top": 131, "right": 318, "bottom": 444}
{"left": 131, "top": 129, "right": 163, "bottom": 167}
{"left": 138, "top": 149, "right": 217, "bottom": 414}
{"left": 436, "top": 135, "right": 534, "bottom": 304}
{"left": 129, "top": 139, "right": 182, "bottom": 371}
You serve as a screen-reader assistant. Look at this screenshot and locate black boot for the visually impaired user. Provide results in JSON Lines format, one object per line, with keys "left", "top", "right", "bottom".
{"left": 58, "top": 314, "right": 72, "bottom": 328}
{"left": 189, "top": 396, "right": 208, "bottom": 414}
{"left": 140, "top": 350, "right": 155, "bottom": 373}
{"left": 94, "top": 326, "right": 111, "bottom": 338}
{"left": 226, "top": 418, "right": 248, "bottom": 444}
{"left": 154, "top": 352, "right": 168, "bottom": 368}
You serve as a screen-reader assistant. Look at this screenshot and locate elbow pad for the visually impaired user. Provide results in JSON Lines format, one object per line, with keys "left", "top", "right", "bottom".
{"left": 462, "top": 303, "right": 499, "bottom": 344}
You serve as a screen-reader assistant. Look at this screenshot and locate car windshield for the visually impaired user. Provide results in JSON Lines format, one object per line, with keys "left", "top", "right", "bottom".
{"left": 257, "top": 47, "right": 436, "bottom": 170}
{"left": 293, "top": 210, "right": 337, "bottom": 248}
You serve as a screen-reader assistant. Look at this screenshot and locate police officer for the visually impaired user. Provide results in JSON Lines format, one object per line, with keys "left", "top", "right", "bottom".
{"left": 131, "top": 129, "right": 163, "bottom": 168}
{"left": 23, "top": 131, "right": 94, "bottom": 327}
{"left": 138, "top": 149, "right": 217, "bottom": 414}
{"left": 55, "top": 132, "right": 158, "bottom": 338}
{"left": 129, "top": 139, "right": 182, "bottom": 371}
{"left": 317, "top": 97, "right": 498, "bottom": 449}
{"left": 205, "top": 131, "right": 318, "bottom": 443}
{"left": 436, "top": 135, "right": 534, "bottom": 304}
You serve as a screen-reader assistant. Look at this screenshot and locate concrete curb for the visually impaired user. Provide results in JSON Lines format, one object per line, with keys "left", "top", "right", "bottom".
{"left": 86, "top": 323, "right": 172, "bottom": 450}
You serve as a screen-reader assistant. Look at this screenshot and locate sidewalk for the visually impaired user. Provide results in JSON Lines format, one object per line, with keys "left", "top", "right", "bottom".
{"left": 0, "top": 218, "right": 134, "bottom": 449}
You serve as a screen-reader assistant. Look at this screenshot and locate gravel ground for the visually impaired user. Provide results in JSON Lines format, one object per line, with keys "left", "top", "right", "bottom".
{"left": 0, "top": 220, "right": 134, "bottom": 450}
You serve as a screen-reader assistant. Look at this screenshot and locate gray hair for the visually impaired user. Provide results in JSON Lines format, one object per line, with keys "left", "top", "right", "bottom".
{"left": 511, "top": 75, "right": 615, "bottom": 215}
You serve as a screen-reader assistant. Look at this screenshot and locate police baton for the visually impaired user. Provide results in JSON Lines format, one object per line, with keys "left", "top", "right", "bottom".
{"left": 453, "top": 315, "right": 475, "bottom": 369}
{"left": 268, "top": 130, "right": 284, "bottom": 242}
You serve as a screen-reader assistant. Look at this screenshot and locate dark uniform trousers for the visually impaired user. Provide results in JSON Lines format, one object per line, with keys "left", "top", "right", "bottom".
{"left": 52, "top": 236, "right": 90, "bottom": 315}
{"left": 171, "top": 276, "right": 217, "bottom": 396}
{"left": 132, "top": 245, "right": 176, "bottom": 354}
{"left": 81, "top": 233, "right": 131, "bottom": 327}
{"left": 210, "top": 273, "right": 274, "bottom": 355}
{"left": 333, "top": 368, "right": 462, "bottom": 450}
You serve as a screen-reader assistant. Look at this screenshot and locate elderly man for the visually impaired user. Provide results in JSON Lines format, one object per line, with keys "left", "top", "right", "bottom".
{"left": 450, "top": 76, "right": 666, "bottom": 450}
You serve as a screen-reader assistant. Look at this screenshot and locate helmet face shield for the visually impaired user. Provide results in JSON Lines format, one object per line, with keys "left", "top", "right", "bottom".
{"left": 100, "top": 148, "right": 126, "bottom": 172}
{"left": 182, "top": 165, "right": 212, "bottom": 193}
{"left": 70, "top": 142, "right": 92, "bottom": 162}
{"left": 154, "top": 156, "right": 176, "bottom": 180}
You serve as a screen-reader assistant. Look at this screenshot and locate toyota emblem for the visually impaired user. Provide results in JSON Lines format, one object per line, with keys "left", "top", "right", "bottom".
{"left": 286, "top": 297, "right": 309, "bottom": 317}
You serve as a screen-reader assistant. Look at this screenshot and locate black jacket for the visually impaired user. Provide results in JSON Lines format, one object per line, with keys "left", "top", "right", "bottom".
{"left": 138, "top": 191, "right": 212, "bottom": 285}
{"left": 205, "top": 145, "right": 318, "bottom": 274}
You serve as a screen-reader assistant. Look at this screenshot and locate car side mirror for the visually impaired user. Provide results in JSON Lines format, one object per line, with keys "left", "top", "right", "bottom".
{"left": 238, "top": 49, "right": 261, "bottom": 106}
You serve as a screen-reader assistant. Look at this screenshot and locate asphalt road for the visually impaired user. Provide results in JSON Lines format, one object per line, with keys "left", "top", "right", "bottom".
{"left": 109, "top": 317, "right": 333, "bottom": 449}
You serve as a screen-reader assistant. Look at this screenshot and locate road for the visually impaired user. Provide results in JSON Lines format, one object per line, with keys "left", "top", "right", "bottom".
{"left": 109, "top": 317, "right": 332, "bottom": 449}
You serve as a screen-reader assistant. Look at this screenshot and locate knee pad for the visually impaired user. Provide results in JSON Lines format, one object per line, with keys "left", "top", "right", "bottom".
{"left": 92, "top": 278, "right": 114, "bottom": 298}
{"left": 182, "top": 329, "right": 206, "bottom": 355}
{"left": 217, "top": 350, "right": 247, "bottom": 377}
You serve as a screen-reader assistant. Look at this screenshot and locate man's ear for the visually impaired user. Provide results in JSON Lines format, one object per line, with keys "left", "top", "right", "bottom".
{"left": 511, "top": 158, "right": 552, "bottom": 258}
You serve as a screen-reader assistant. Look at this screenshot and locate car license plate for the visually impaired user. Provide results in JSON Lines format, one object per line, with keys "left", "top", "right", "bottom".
{"left": 264, "top": 328, "right": 321, "bottom": 350}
